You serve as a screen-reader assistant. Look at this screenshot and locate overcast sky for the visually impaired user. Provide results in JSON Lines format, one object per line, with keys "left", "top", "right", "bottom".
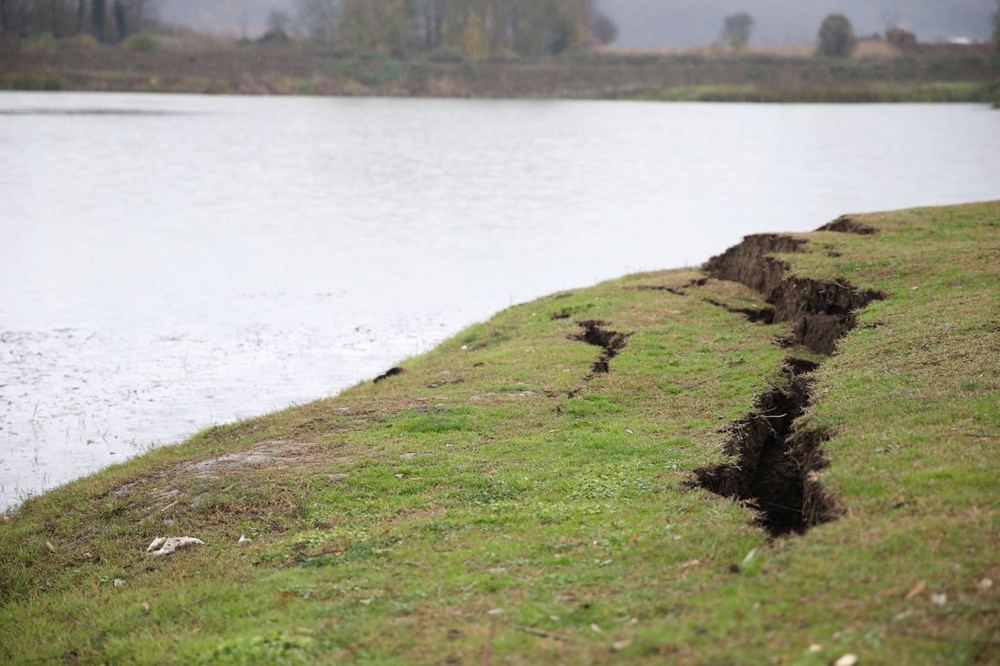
{"left": 158, "top": 0, "right": 996, "bottom": 46}
{"left": 601, "top": 0, "right": 995, "bottom": 46}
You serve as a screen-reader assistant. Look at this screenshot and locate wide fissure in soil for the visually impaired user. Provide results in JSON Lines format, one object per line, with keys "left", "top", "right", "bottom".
{"left": 691, "top": 226, "right": 885, "bottom": 535}
{"left": 704, "top": 233, "right": 883, "bottom": 354}
{"left": 691, "top": 359, "right": 838, "bottom": 536}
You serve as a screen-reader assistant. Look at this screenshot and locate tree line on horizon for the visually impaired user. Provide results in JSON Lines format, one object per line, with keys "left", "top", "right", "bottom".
{"left": 0, "top": 0, "right": 155, "bottom": 43}
{"left": 293, "top": 0, "right": 618, "bottom": 59}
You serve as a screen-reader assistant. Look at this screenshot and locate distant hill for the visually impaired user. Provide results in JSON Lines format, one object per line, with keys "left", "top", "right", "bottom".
{"left": 156, "top": 0, "right": 996, "bottom": 46}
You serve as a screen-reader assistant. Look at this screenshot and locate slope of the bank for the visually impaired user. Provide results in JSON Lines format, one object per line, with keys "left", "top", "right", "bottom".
{"left": 1, "top": 202, "right": 998, "bottom": 664}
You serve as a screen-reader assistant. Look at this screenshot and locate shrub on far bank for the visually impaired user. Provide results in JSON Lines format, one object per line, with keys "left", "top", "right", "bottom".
{"left": 8, "top": 74, "right": 66, "bottom": 91}
{"left": 66, "top": 33, "right": 100, "bottom": 51}
{"left": 122, "top": 33, "right": 159, "bottom": 52}
{"left": 21, "top": 32, "right": 58, "bottom": 56}
{"left": 817, "top": 14, "right": 856, "bottom": 58}
{"left": 994, "top": 0, "right": 1000, "bottom": 53}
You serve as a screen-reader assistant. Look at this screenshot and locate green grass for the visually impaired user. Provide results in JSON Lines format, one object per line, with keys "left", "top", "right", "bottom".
{"left": 1, "top": 203, "right": 998, "bottom": 663}
{"left": 2, "top": 73, "right": 66, "bottom": 91}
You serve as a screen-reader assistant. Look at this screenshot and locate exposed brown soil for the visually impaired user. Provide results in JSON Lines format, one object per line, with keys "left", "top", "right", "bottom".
{"left": 570, "top": 320, "right": 629, "bottom": 375}
{"left": 374, "top": 367, "right": 405, "bottom": 383}
{"left": 818, "top": 215, "right": 878, "bottom": 235}
{"left": 691, "top": 228, "right": 888, "bottom": 535}
{"left": 691, "top": 358, "right": 839, "bottom": 536}
{"left": 704, "top": 234, "right": 883, "bottom": 354}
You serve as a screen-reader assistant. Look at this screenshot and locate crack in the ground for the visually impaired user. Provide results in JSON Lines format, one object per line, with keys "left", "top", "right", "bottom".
{"left": 688, "top": 227, "right": 885, "bottom": 536}
{"left": 704, "top": 233, "right": 884, "bottom": 354}
{"left": 703, "top": 297, "right": 775, "bottom": 324}
{"left": 690, "top": 358, "right": 839, "bottom": 537}
{"left": 636, "top": 277, "right": 708, "bottom": 296}
{"left": 570, "top": 320, "right": 630, "bottom": 375}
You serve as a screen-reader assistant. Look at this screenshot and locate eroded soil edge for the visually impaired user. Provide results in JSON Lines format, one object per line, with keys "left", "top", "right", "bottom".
{"left": 691, "top": 359, "right": 838, "bottom": 536}
{"left": 692, "top": 231, "right": 884, "bottom": 536}
{"left": 704, "top": 233, "right": 883, "bottom": 355}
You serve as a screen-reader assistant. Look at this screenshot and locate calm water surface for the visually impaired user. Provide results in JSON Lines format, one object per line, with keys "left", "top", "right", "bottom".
{"left": 1, "top": 92, "right": 998, "bottom": 509}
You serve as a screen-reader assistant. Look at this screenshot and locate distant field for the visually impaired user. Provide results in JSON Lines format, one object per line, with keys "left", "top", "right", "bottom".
{"left": 0, "top": 37, "right": 995, "bottom": 103}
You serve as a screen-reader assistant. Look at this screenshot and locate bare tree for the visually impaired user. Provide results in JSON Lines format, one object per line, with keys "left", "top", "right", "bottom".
{"left": 589, "top": 7, "right": 616, "bottom": 45}
{"left": 722, "top": 12, "right": 753, "bottom": 51}
{"left": 267, "top": 8, "right": 291, "bottom": 34}
{"left": 879, "top": 8, "right": 901, "bottom": 33}
{"left": 296, "top": 0, "right": 341, "bottom": 42}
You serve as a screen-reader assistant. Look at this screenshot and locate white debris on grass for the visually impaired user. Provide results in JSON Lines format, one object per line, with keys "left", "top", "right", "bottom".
{"left": 146, "top": 536, "right": 205, "bottom": 556}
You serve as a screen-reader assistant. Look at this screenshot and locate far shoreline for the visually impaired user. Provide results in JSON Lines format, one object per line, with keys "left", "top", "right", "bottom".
{"left": 2, "top": 40, "right": 996, "bottom": 105}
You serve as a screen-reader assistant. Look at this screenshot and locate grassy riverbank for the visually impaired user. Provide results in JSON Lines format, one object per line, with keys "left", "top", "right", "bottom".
{"left": 1, "top": 39, "right": 996, "bottom": 103}
{"left": 2, "top": 202, "right": 998, "bottom": 664}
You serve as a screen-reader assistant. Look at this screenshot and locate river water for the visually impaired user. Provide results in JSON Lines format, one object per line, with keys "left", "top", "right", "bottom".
{"left": 1, "top": 92, "right": 998, "bottom": 509}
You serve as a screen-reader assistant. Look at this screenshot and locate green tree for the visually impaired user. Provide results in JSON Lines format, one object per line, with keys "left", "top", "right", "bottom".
{"left": 589, "top": 7, "right": 616, "bottom": 45}
{"left": 297, "top": 0, "right": 602, "bottom": 57}
{"left": 296, "top": 0, "right": 340, "bottom": 42}
{"left": 380, "top": 0, "right": 415, "bottom": 56}
{"left": 91, "top": 0, "right": 105, "bottom": 41}
{"left": 992, "top": 0, "right": 999, "bottom": 108}
{"left": 817, "top": 13, "right": 856, "bottom": 58}
{"left": 461, "top": 8, "right": 486, "bottom": 61}
{"left": 338, "top": 0, "right": 378, "bottom": 51}
{"left": 994, "top": 0, "right": 999, "bottom": 53}
{"left": 112, "top": 0, "right": 124, "bottom": 40}
{"left": 516, "top": 0, "right": 589, "bottom": 56}
{"left": 722, "top": 12, "right": 753, "bottom": 51}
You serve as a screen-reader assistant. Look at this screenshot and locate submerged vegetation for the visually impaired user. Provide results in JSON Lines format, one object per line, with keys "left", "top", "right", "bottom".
{"left": 1, "top": 202, "right": 997, "bottom": 663}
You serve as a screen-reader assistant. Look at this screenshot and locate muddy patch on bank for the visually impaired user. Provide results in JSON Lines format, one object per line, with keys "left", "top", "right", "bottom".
{"left": 107, "top": 439, "right": 346, "bottom": 509}
{"left": 176, "top": 440, "right": 318, "bottom": 478}
{"left": 691, "top": 359, "right": 839, "bottom": 536}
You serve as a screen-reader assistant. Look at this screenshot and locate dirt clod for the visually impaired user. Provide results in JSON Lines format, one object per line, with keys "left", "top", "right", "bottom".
{"left": 819, "top": 215, "right": 878, "bottom": 235}
{"left": 374, "top": 367, "right": 405, "bottom": 383}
